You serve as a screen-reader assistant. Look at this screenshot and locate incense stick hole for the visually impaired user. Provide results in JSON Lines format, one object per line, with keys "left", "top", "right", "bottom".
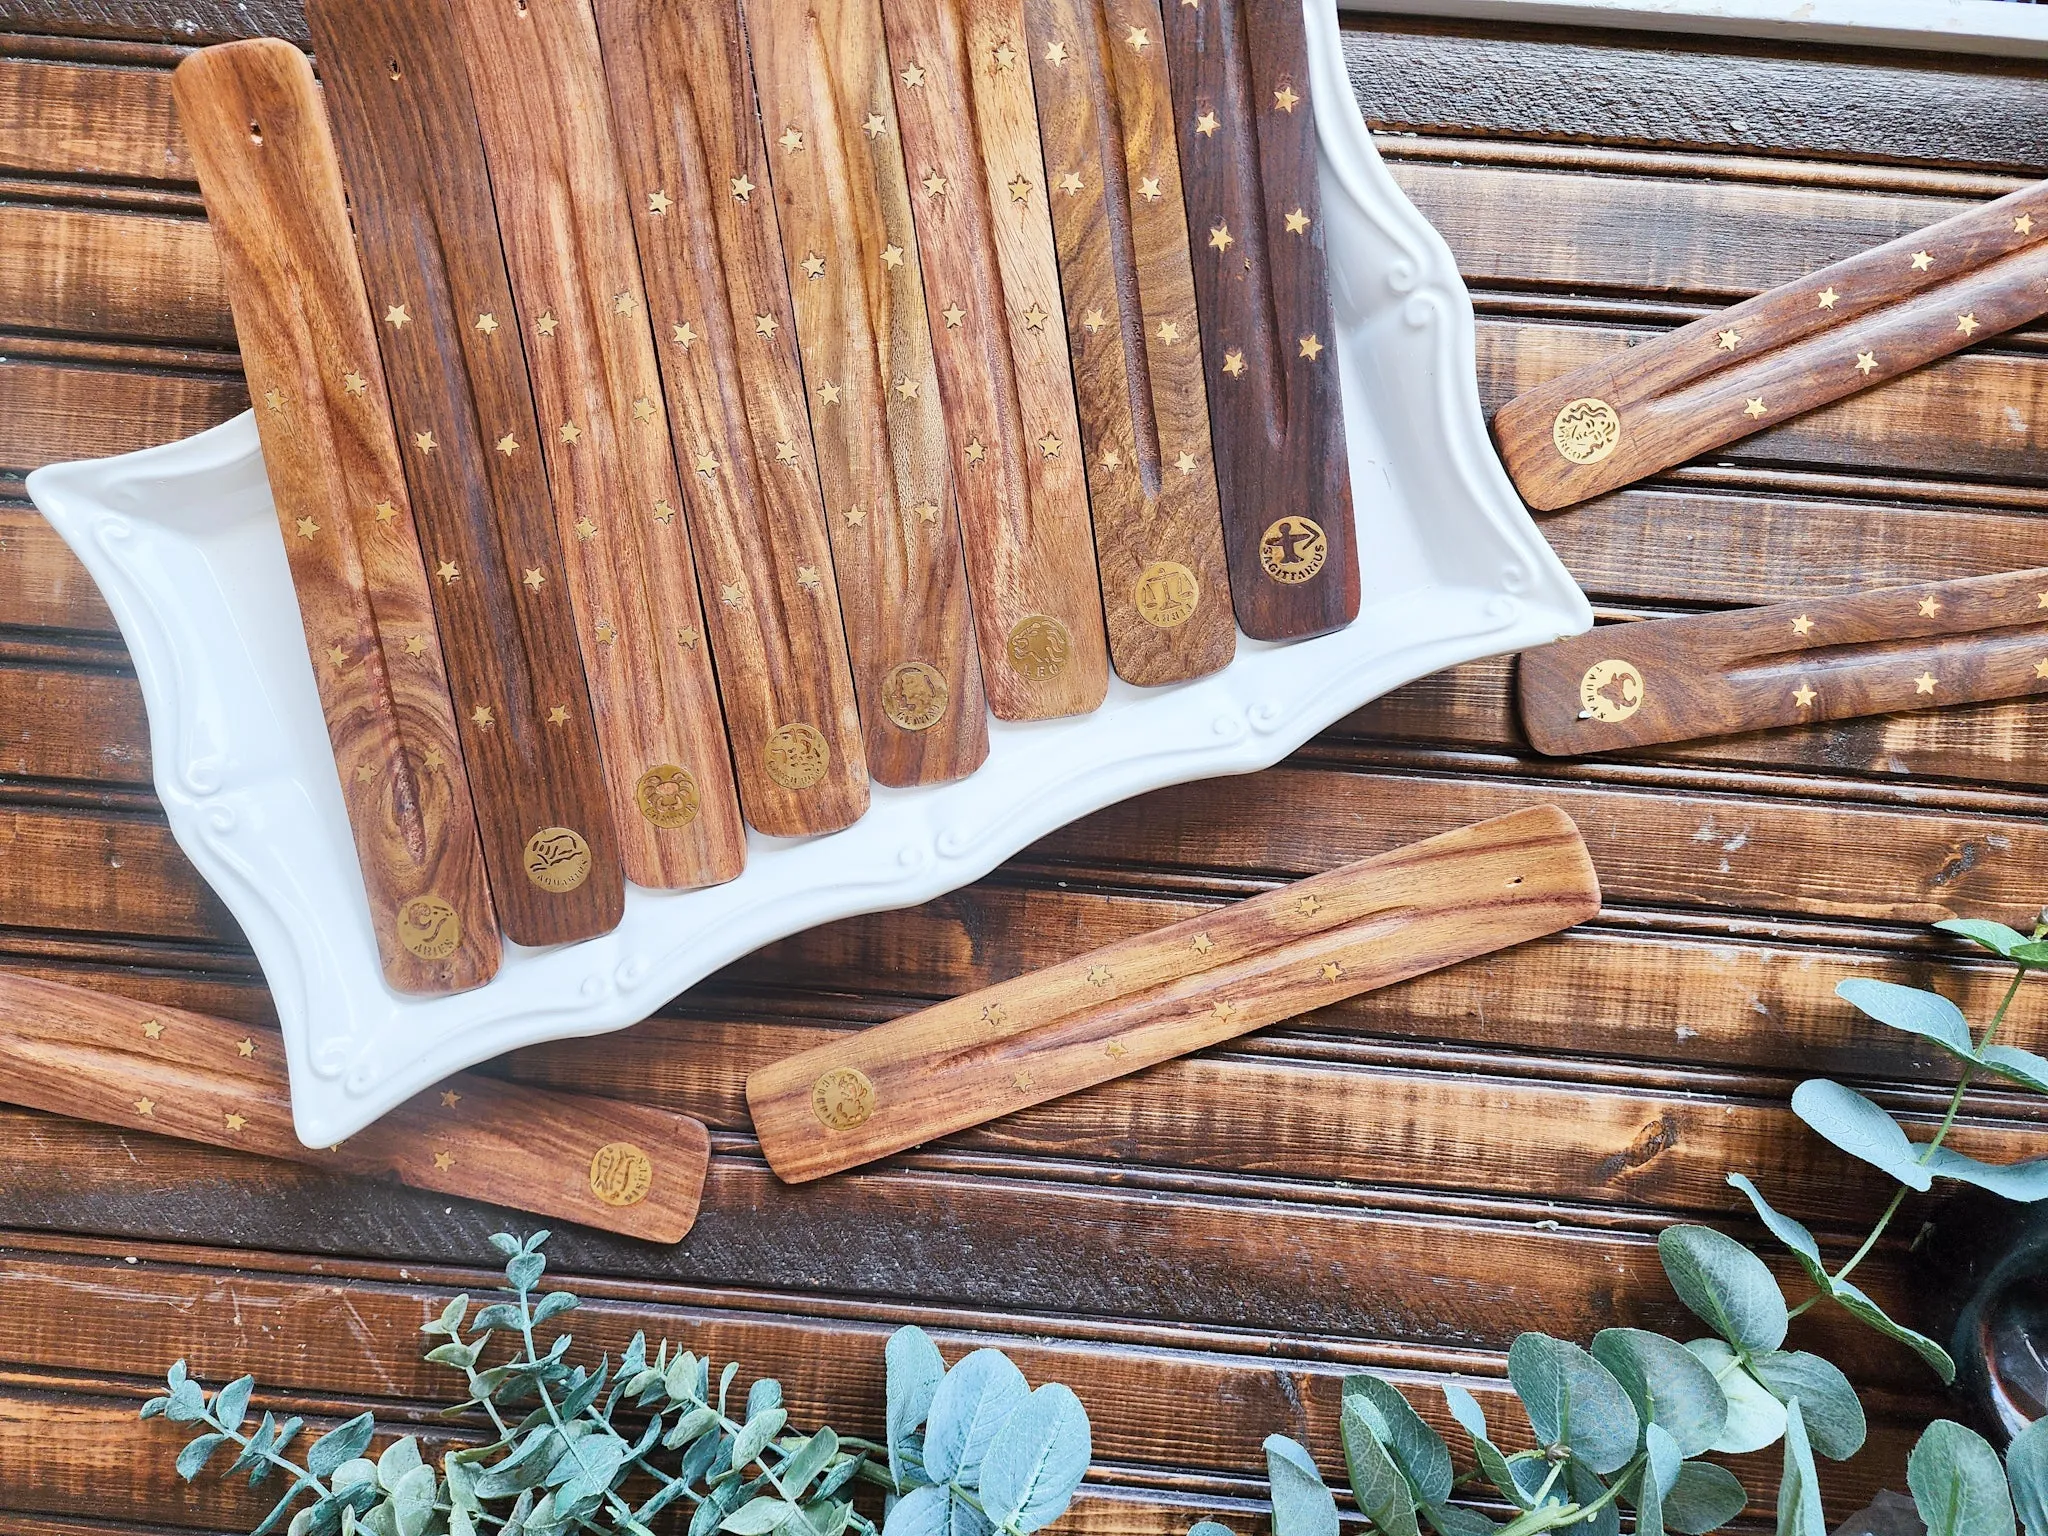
{"left": 387, "top": 59, "right": 402, "bottom": 80}
{"left": 1505, "top": 876, "right": 1524, "bottom": 887}
{"left": 248, "top": 119, "right": 263, "bottom": 145}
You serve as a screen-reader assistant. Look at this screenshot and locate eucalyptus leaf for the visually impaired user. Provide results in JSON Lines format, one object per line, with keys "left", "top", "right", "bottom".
{"left": 308, "top": 1414, "right": 378, "bottom": 1480}
{"left": 923, "top": 1350, "right": 1029, "bottom": 1487}
{"left": 978, "top": 1383, "right": 1091, "bottom": 1535}
{"left": 533, "top": 1292, "right": 578, "bottom": 1325}
{"left": 1441, "top": 1386, "right": 1528, "bottom": 1510}
{"left": 1907, "top": 1420, "right": 2015, "bottom": 1536}
{"left": 1835, "top": 980, "right": 1975, "bottom": 1056}
{"left": 886, "top": 1327, "right": 947, "bottom": 1494}
{"left": 1791, "top": 1081, "right": 1935, "bottom": 1191}
{"left": 177, "top": 1433, "right": 228, "bottom": 1481}
{"left": 722, "top": 1498, "right": 798, "bottom": 1536}
{"left": 1341, "top": 1375, "right": 1452, "bottom": 1506}
{"left": 1921, "top": 1147, "right": 2048, "bottom": 1202}
{"left": 1505, "top": 1333, "right": 1639, "bottom": 1474}
{"left": 1565, "top": 1460, "right": 1617, "bottom": 1536}
{"left": 779, "top": 1430, "right": 840, "bottom": 1503}
{"left": 883, "top": 1486, "right": 991, "bottom": 1536}
{"left": 1263, "top": 1435, "right": 1339, "bottom": 1536}
{"left": 332, "top": 1460, "right": 378, "bottom": 1494}
{"left": 1589, "top": 1328, "right": 1727, "bottom": 1459}
{"left": 377, "top": 1437, "right": 423, "bottom": 1491}
{"left": 1339, "top": 1400, "right": 1421, "bottom": 1536}
{"left": 1724, "top": 1174, "right": 1830, "bottom": 1293}
{"left": 720, "top": 1362, "right": 741, "bottom": 1417}
{"left": 507, "top": 1252, "right": 546, "bottom": 1293}
{"left": 1644, "top": 1423, "right": 1682, "bottom": 1503}
{"left": 1775, "top": 1400, "right": 1825, "bottom": 1536}
{"left": 1634, "top": 1445, "right": 1667, "bottom": 1536}
{"left": 1744, "top": 1351, "right": 1865, "bottom": 1460}
{"left": 215, "top": 1375, "right": 257, "bottom": 1433}
{"left": 2009, "top": 1418, "right": 2048, "bottom": 1536}
{"left": 1828, "top": 1280, "right": 1960, "bottom": 1382}
{"left": 1979, "top": 1045, "right": 2048, "bottom": 1096}
{"left": 1420, "top": 1506, "right": 1499, "bottom": 1536}
{"left": 733, "top": 1408, "right": 789, "bottom": 1469}
{"left": 166, "top": 1379, "right": 209, "bottom": 1422}
{"left": 390, "top": 1464, "right": 438, "bottom": 1536}
{"left": 1934, "top": 918, "right": 2032, "bottom": 958}
{"left": 747, "top": 1379, "right": 784, "bottom": 1420}
{"left": 1187, "top": 1524, "right": 1236, "bottom": 1536}
{"left": 1681, "top": 1340, "right": 1785, "bottom": 1456}
{"left": 1657, "top": 1226, "right": 1788, "bottom": 1353}
{"left": 1660, "top": 1462, "right": 1747, "bottom": 1536}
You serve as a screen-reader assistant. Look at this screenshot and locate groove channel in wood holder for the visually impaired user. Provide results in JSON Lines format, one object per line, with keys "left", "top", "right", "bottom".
{"left": 172, "top": 40, "right": 500, "bottom": 994}
{"left": 748, "top": 805, "right": 1600, "bottom": 1182}
{"left": 593, "top": 0, "right": 871, "bottom": 835}
{"left": 1494, "top": 180, "right": 2048, "bottom": 511}
{"left": 446, "top": 0, "right": 745, "bottom": 889}
{"left": 307, "top": 0, "right": 625, "bottom": 945}
{"left": 1518, "top": 568, "right": 2048, "bottom": 755}
{"left": 745, "top": 0, "right": 992, "bottom": 786}
{"left": 881, "top": 0, "right": 1112, "bottom": 721}
{"left": 1023, "top": 0, "right": 1235, "bottom": 685}
{"left": 1161, "top": 0, "right": 1359, "bottom": 641}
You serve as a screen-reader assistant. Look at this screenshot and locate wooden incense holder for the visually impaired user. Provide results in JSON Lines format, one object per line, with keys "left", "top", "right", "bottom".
{"left": 172, "top": 41, "right": 499, "bottom": 995}
{"left": 745, "top": 0, "right": 992, "bottom": 785}
{"left": 592, "top": 0, "right": 870, "bottom": 835}
{"left": 748, "top": 805, "right": 1599, "bottom": 1182}
{"left": 307, "top": 0, "right": 625, "bottom": 945}
{"left": 1494, "top": 181, "right": 2048, "bottom": 511}
{"left": 0, "top": 970, "right": 707, "bottom": 1242}
{"left": 1518, "top": 569, "right": 2048, "bottom": 756}
{"left": 1024, "top": 0, "right": 1236, "bottom": 686}
{"left": 1160, "top": 0, "right": 1359, "bottom": 641}
{"left": 448, "top": 0, "right": 747, "bottom": 887}
{"left": 882, "top": 0, "right": 1112, "bottom": 721}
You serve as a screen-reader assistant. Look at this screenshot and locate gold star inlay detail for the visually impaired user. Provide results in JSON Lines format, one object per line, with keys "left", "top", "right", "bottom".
{"left": 2017, "top": 213, "right": 2035, "bottom": 236}
{"left": 695, "top": 450, "right": 720, "bottom": 478}
{"left": 433, "top": 1150, "right": 455, "bottom": 1171}
{"left": 535, "top": 311, "right": 558, "bottom": 336}
{"left": 134, "top": 1097, "right": 155, "bottom": 1117}
{"left": 896, "top": 376, "right": 921, "bottom": 399}
{"left": 263, "top": 388, "right": 283, "bottom": 412}
{"left": 523, "top": 566, "right": 546, "bottom": 590}
{"left": 1856, "top": 350, "right": 1878, "bottom": 376}
{"left": 673, "top": 321, "right": 699, "bottom": 349}
{"left": 1209, "top": 222, "right": 1235, "bottom": 253}
{"left": 1088, "top": 964, "right": 1113, "bottom": 985}
{"left": 1320, "top": 961, "right": 1344, "bottom": 982}
{"left": 720, "top": 582, "right": 744, "bottom": 607}
{"left": 965, "top": 439, "right": 987, "bottom": 465}
{"left": 1223, "top": 349, "right": 1247, "bottom": 377}
{"left": 422, "top": 745, "right": 446, "bottom": 769}
{"left": 1299, "top": 334, "right": 1324, "bottom": 360}
{"left": 574, "top": 517, "right": 598, "bottom": 541}
{"left": 982, "top": 1003, "right": 1006, "bottom": 1027}
{"left": 1717, "top": 329, "right": 1741, "bottom": 351}
{"left": 1793, "top": 683, "right": 1816, "bottom": 708}
{"left": 801, "top": 252, "right": 826, "bottom": 280}
{"left": 797, "top": 564, "right": 821, "bottom": 592}
{"left": 470, "top": 704, "right": 495, "bottom": 727}
{"left": 817, "top": 380, "right": 842, "bottom": 406}
{"left": 677, "top": 627, "right": 699, "bottom": 649}
{"left": 1137, "top": 175, "right": 1162, "bottom": 201}
{"left": 1911, "top": 250, "right": 1934, "bottom": 271}
{"left": 647, "top": 190, "right": 671, "bottom": 215}
{"left": 441, "top": 1090, "right": 461, "bottom": 1109}
{"left": 732, "top": 175, "right": 756, "bottom": 201}
{"left": 1023, "top": 305, "right": 1051, "bottom": 331}
{"left": 1157, "top": 319, "right": 1182, "bottom": 344}
{"left": 1918, "top": 595, "right": 1941, "bottom": 617}
{"left": 1285, "top": 208, "right": 1311, "bottom": 235}
{"left": 633, "top": 396, "right": 657, "bottom": 422}
{"left": 1126, "top": 25, "right": 1150, "bottom": 48}
{"left": 295, "top": 516, "right": 319, "bottom": 539}
{"left": 775, "top": 439, "right": 800, "bottom": 464}
{"left": 1743, "top": 397, "right": 1767, "bottom": 418}
{"left": 1296, "top": 895, "right": 1321, "bottom": 916}
{"left": 881, "top": 244, "right": 905, "bottom": 270}
{"left": 1818, "top": 287, "right": 1839, "bottom": 309}
{"left": 1175, "top": 450, "right": 1197, "bottom": 474}
{"left": 325, "top": 644, "right": 347, "bottom": 669}
{"left": 2036, "top": 659, "right": 2048, "bottom": 681}
{"left": 1038, "top": 433, "right": 1062, "bottom": 458}
{"left": 225, "top": 1112, "right": 247, "bottom": 1133}
{"left": 1791, "top": 614, "right": 1813, "bottom": 636}
{"left": 1058, "top": 171, "right": 1084, "bottom": 195}
{"left": 1915, "top": 672, "right": 1938, "bottom": 695}
{"left": 754, "top": 314, "right": 779, "bottom": 340}
{"left": 547, "top": 705, "right": 569, "bottom": 725}
{"left": 1101, "top": 447, "right": 1122, "bottom": 469}
{"left": 1044, "top": 41, "right": 1068, "bottom": 65}
{"left": 613, "top": 291, "right": 638, "bottom": 316}
{"left": 342, "top": 370, "right": 367, "bottom": 396}
{"left": 1274, "top": 84, "right": 1300, "bottom": 112}
{"left": 1106, "top": 1041, "right": 1129, "bottom": 1059}
{"left": 475, "top": 312, "right": 499, "bottom": 334}
{"left": 901, "top": 62, "right": 926, "bottom": 88}
{"left": 843, "top": 505, "right": 866, "bottom": 526}
{"left": 436, "top": 560, "right": 460, "bottom": 583}
{"left": 1007, "top": 174, "right": 1033, "bottom": 203}
{"left": 236, "top": 1037, "right": 256, "bottom": 1058}
{"left": 1196, "top": 111, "right": 1220, "bottom": 137}
{"left": 943, "top": 303, "right": 967, "bottom": 328}
{"left": 1212, "top": 1000, "right": 1235, "bottom": 1022}
{"left": 385, "top": 303, "right": 411, "bottom": 328}
{"left": 496, "top": 432, "right": 519, "bottom": 456}
{"left": 1192, "top": 933, "right": 1214, "bottom": 955}
{"left": 993, "top": 40, "right": 1017, "bottom": 70}
{"left": 1957, "top": 312, "right": 1980, "bottom": 336}
{"left": 373, "top": 500, "right": 397, "bottom": 522}
{"left": 141, "top": 1018, "right": 165, "bottom": 1041}
{"left": 923, "top": 171, "right": 948, "bottom": 197}
{"left": 863, "top": 113, "right": 888, "bottom": 138}
{"left": 779, "top": 126, "right": 806, "bottom": 153}
{"left": 595, "top": 618, "right": 617, "bottom": 644}
{"left": 1083, "top": 308, "right": 1107, "bottom": 333}
{"left": 415, "top": 430, "right": 438, "bottom": 453}
{"left": 560, "top": 420, "right": 582, "bottom": 444}
{"left": 404, "top": 634, "right": 428, "bottom": 656}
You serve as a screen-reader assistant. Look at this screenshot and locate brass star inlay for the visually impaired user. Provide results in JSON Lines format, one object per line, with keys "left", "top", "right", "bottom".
{"left": 817, "top": 380, "right": 843, "bottom": 406}
{"left": 797, "top": 564, "right": 821, "bottom": 592}
{"left": 1284, "top": 208, "right": 1311, "bottom": 235}
{"left": 1791, "top": 614, "right": 1814, "bottom": 635}
{"left": 1743, "top": 397, "right": 1767, "bottom": 418}
{"left": 523, "top": 566, "right": 546, "bottom": 590}
{"left": 942, "top": 303, "right": 967, "bottom": 328}
{"left": 965, "top": 439, "right": 987, "bottom": 465}
{"left": 1023, "top": 305, "right": 1051, "bottom": 331}
{"left": 475, "top": 312, "right": 499, "bottom": 334}
{"left": 1793, "top": 683, "right": 1816, "bottom": 709}
{"left": 1082, "top": 307, "right": 1107, "bottom": 333}
{"left": 1211, "top": 1000, "right": 1235, "bottom": 1022}
{"left": 632, "top": 396, "right": 657, "bottom": 422}
{"left": 560, "top": 420, "right": 582, "bottom": 444}
{"left": 732, "top": 174, "right": 756, "bottom": 201}
{"left": 1856, "top": 350, "right": 1878, "bottom": 376}
{"left": 342, "top": 370, "right": 367, "bottom": 396}
{"left": 2017, "top": 213, "right": 2035, "bottom": 236}
{"left": 1044, "top": 41, "right": 1068, "bottom": 65}
{"left": 1007, "top": 173, "right": 1033, "bottom": 203}
{"left": 385, "top": 303, "right": 411, "bottom": 328}
{"left": 695, "top": 450, "right": 720, "bottom": 478}
{"left": 677, "top": 627, "right": 700, "bottom": 649}
{"left": 914, "top": 501, "right": 939, "bottom": 524}
{"left": 1320, "top": 961, "right": 1344, "bottom": 982}
{"left": 1957, "top": 311, "right": 1980, "bottom": 336}
{"left": 779, "top": 126, "right": 806, "bottom": 153}
{"left": 1126, "top": 25, "right": 1150, "bottom": 49}
{"left": 436, "top": 560, "right": 460, "bottom": 583}
{"left": 224, "top": 1111, "right": 247, "bottom": 1133}
{"left": 471, "top": 704, "right": 495, "bottom": 727}
{"left": 1209, "top": 222, "right": 1235, "bottom": 253}
{"left": 595, "top": 618, "right": 617, "bottom": 644}
{"left": 1274, "top": 84, "right": 1300, "bottom": 112}
{"left": 404, "top": 634, "right": 428, "bottom": 656}
{"left": 414, "top": 430, "right": 438, "bottom": 453}
{"left": 775, "top": 439, "right": 800, "bottom": 464}
{"left": 993, "top": 40, "right": 1017, "bottom": 70}
{"left": 801, "top": 252, "right": 827, "bottom": 280}
{"left": 1296, "top": 895, "right": 1321, "bottom": 916}
{"left": 295, "top": 516, "right": 319, "bottom": 539}
{"left": 720, "top": 582, "right": 744, "bottom": 607}
{"left": 648, "top": 189, "right": 672, "bottom": 215}
{"left": 923, "top": 171, "right": 948, "bottom": 197}
{"left": 613, "top": 291, "right": 638, "bottom": 316}
{"left": 1818, "top": 287, "right": 1839, "bottom": 309}
{"left": 863, "top": 113, "right": 888, "bottom": 139}
{"left": 1157, "top": 319, "right": 1182, "bottom": 344}
{"left": 1911, "top": 250, "right": 1933, "bottom": 271}
{"left": 1223, "top": 349, "right": 1247, "bottom": 377}
{"left": 373, "top": 500, "right": 398, "bottom": 523}
{"left": 547, "top": 704, "right": 569, "bottom": 725}
{"left": 1191, "top": 933, "right": 1214, "bottom": 955}
{"left": 881, "top": 244, "right": 906, "bottom": 270}
{"left": 1915, "top": 671, "right": 1938, "bottom": 694}
{"left": 325, "top": 643, "right": 348, "bottom": 669}
{"left": 1101, "top": 447, "right": 1122, "bottom": 469}
{"left": 673, "top": 321, "right": 699, "bottom": 349}
{"left": 496, "top": 432, "right": 519, "bottom": 456}
{"left": 901, "top": 62, "right": 926, "bottom": 88}
{"left": 755, "top": 314, "right": 779, "bottom": 339}
{"left": 574, "top": 517, "right": 598, "bottom": 541}
{"left": 982, "top": 1003, "right": 1006, "bottom": 1027}
{"left": 1196, "top": 110, "right": 1220, "bottom": 136}
{"left": 1137, "top": 175, "right": 1162, "bottom": 201}
{"left": 263, "top": 388, "right": 283, "bottom": 411}
{"left": 2036, "top": 659, "right": 2048, "bottom": 680}
{"left": 237, "top": 1037, "right": 257, "bottom": 1058}
{"left": 896, "top": 375, "right": 921, "bottom": 399}
{"left": 422, "top": 745, "right": 446, "bottom": 769}
{"left": 1298, "top": 334, "right": 1324, "bottom": 360}
{"left": 1038, "top": 433, "right": 1062, "bottom": 458}
{"left": 433, "top": 1150, "right": 455, "bottom": 1171}
{"left": 1057, "top": 171, "right": 1084, "bottom": 195}
{"left": 1174, "top": 450, "right": 1197, "bottom": 474}
{"left": 1918, "top": 595, "right": 1941, "bottom": 617}
{"left": 1088, "top": 964, "right": 1113, "bottom": 985}
{"left": 441, "top": 1090, "right": 462, "bottom": 1109}
{"left": 535, "top": 311, "right": 558, "bottom": 336}
{"left": 843, "top": 505, "right": 866, "bottom": 527}
{"left": 134, "top": 1097, "right": 155, "bottom": 1117}
{"left": 141, "top": 1018, "right": 165, "bottom": 1041}
{"left": 1717, "top": 329, "right": 1741, "bottom": 351}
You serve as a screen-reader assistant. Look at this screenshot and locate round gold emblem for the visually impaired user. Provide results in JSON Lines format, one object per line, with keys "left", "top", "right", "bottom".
{"left": 523, "top": 826, "right": 593, "bottom": 892}
{"left": 636, "top": 763, "right": 700, "bottom": 829}
{"left": 588, "top": 1141, "right": 653, "bottom": 1207}
{"left": 765, "top": 723, "right": 830, "bottom": 790}
{"left": 811, "top": 1066, "right": 876, "bottom": 1131}
{"left": 1579, "top": 658, "right": 1646, "bottom": 723}
{"left": 395, "top": 894, "right": 461, "bottom": 960}
{"left": 881, "top": 661, "right": 950, "bottom": 732}
{"left": 1006, "top": 614, "right": 1071, "bottom": 680}
{"left": 1259, "top": 517, "right": 1327, "bottom": 585}
{"left": 1552, "top": 397, "right": 1622, "bottom": 465}
{"left": 1133, "top": 561, "right": 1200, "bottom": 628}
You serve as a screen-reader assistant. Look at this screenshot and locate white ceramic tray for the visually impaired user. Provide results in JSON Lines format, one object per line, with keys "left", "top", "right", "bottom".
{"left": 25, "top": 0, "right": 1590, "bottom": 1148}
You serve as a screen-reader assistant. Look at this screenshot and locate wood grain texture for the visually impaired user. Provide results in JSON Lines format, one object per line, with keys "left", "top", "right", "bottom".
{"left": 749, "top": 806, "right": 1600, "bottom": 1181}
{"left": 446, "top": 0, "right": 746, "bottom": 889}
{"left": 591, "top": 0, "right": 869, "bottom": 836}
{"left": 0, "top": 56, "right": 191, "bottom": 182}
{"left": 1160, "top": 0, "right": 1357, "bottom": 641}
{"left": 880, "top": 0, "right": 1110, "bottom": 720}
{"left": 170, "top": 40, "right": 498, "bottom": 993}
{"left": 1494, "top": 181, "right": 2048, "bottom": 509}
{"left": 307, "top": 0, "right": 625, "bottom": 944}
{"left": 1517, "top": 568, "right": 2048, "bottom": 755}
{"left": 744, "top": 0, "right": 991, "bottom": 786}
{"left": 1023, "top": 0, "right": 1234, "bottom": 685}
{"left": 0, "top": 203, "right": 226, "bottom": 345}
{"left": 0, "top": 970, "right": 707, "bottom": 1239}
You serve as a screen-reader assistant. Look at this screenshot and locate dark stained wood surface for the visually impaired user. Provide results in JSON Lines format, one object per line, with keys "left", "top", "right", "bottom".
{"left": 4, "top": 8, "right": 2047, "bottom": 1534}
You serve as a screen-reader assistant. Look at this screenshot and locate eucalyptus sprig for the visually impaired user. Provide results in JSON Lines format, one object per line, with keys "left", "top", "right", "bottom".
{"left": 145, "top": 1233, "right": 1092, "bottom": 1536}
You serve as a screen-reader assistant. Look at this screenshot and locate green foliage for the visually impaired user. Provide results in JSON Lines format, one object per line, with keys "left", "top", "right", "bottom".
{"left": 1193, "top": 915, "right": 2048, "bottom": 1536}
{"left": 143, "top": 1234, "right": 1092, "bottom": 1536}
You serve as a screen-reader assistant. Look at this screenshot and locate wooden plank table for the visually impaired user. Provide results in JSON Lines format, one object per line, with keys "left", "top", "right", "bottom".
{"left": 3, "top": 5, "right": 2047, "bottom": 1529}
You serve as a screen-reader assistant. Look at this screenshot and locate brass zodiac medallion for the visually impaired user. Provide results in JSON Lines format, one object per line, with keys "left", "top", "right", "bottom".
{"left": 765, "top": 723, "right": 830, "bottom": 790}
{"left": 396, "top": 894, "right": 461, "bottom": 960}
{"left": 1552, "top": 397, "right": 1622, "bottom": 465}
{"left": 523, "top": 826, "right": 593, "bottom": 892}
{"left": 881, "top": 661, "right": 949, "bottom": 732}
{"left": 588, "top": 1141, "right": 654, "bottom": 1207}
{"left": 635, "top": 763, "right": 700, "bottom": 829}
{"left": 1579, "top": 658, "right": 1646, "bottom": 723}
{"left": 1007, "top": 614, "right": 1071, "bottom": 680}
{"left": 1258, "top": 517, "right": 1327, "bottom": 585}
{"left": 811, "top": 1066, "right": 876, "bottom": 1131}
{"left": 1133, "top": 561, "right": 1200, "bottom": 628}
